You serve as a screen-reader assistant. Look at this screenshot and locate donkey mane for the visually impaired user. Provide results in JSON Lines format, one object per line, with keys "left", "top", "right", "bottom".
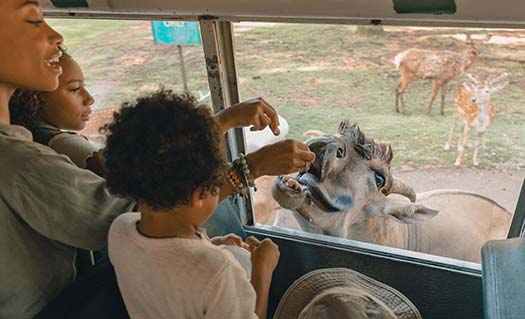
{"left": 338, "top": 120, "right": 393, "bottom": 164}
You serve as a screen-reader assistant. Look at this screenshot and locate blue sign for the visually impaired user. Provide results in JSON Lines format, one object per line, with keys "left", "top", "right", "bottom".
{"left": 151, "top": 21, "right": 202, "bottom": 45}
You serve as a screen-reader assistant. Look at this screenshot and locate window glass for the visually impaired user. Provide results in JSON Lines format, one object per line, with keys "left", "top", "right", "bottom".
{"left": 47, "top": 19, "right": 210, "bottom": 143}
{"left": 234, "top": 23, "right": 525, "bottom": 263}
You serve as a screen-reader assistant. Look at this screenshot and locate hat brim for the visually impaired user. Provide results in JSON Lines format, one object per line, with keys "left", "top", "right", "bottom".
{"left": 273, "top": 268, "right": 422, "bottom": 319}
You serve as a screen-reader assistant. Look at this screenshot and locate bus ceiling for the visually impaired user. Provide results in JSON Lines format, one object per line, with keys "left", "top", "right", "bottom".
{"left": 42, "top": 0, "right": 525, "bottom": 29}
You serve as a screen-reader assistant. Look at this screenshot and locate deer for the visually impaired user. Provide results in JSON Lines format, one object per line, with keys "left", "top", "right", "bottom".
{"left": 394, "top": 34, "right": 491, "bottom": 115}
{"left": 444, "top": 73, "right": 509, "bottom": 167}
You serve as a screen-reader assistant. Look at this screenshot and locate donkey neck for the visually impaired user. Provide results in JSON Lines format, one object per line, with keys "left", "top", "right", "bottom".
{"left": 346, "top": 214, "right": 408, "bottom": 249}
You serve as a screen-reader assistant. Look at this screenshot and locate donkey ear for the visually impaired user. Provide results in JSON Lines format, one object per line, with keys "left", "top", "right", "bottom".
{"left": 382, "top": 200, "right": 439, "bottom": 224}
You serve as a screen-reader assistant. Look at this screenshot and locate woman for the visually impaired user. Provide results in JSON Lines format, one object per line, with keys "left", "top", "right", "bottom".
{"left": 0, "top": 1, "right": 315, "bottom": 318}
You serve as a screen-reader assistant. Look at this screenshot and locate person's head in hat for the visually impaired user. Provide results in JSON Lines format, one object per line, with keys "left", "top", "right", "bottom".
{"left": 274, "top": 268, "right": 422, "bottom": 319}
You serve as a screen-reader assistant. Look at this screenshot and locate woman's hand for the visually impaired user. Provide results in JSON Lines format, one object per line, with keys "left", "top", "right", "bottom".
{"left": 214, "top": 97, "right": 280, "bottom": 136}
{"left": 210, "top": 233, "right": 249, "bottom": 250}
{"left": 245, "top": 139, "right": 316, "bottom": 179}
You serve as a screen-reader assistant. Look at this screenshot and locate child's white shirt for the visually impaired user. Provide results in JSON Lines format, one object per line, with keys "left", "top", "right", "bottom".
{"left": 109, "top": 213, "right": 258, "bottom": 319}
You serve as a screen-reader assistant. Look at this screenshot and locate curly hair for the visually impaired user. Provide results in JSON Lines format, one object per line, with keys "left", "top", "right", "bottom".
{"left": 103, "top": 89, "right": 228, "bottom": 211}
{"left": 8, "top": 89, "right": 46, "bottom": 131}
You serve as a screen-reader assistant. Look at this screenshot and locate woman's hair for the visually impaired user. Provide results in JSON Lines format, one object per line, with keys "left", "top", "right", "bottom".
{"left": 8, "top": 89, "right": 46, "bottom": 131}
{"left": 103, "top": 89, "right": 228, "bottom": 210}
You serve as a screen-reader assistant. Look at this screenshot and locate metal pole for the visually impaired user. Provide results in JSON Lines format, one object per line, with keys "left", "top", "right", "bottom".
{"left": 200, "top": 19, "right": 255, "bottom": 226}
{"left": 177, "top": 44, "right": 189, "bottom": 93}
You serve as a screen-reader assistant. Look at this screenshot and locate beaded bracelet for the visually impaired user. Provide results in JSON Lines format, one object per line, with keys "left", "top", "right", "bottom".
{"left": 233, "top": 152, "right": 256, "bottom": 191}
{"left": 225, "top": 167, "right": 245, "bottom": 194}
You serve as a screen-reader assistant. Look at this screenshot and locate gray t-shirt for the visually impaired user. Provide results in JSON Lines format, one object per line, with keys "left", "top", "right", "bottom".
{"left": 0, "top": 123, "right": 134, "bottom": 318}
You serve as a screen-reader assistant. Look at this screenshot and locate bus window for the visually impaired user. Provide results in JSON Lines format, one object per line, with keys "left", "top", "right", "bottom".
{"left": 233, "top": 22, "right": 525, "bottom": 264}
{"left": 43, "top": 17, "right": 525, "bottom": 265}
{"left": 47, "top": 19, "right": 211, "bottom": 145}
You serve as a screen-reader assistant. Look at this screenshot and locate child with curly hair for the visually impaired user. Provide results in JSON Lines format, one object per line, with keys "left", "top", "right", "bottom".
{"left": 105, "top": 89, "right": 280, "bottom": 319}
{"left": 9, "top": 52, "right": 106, "bottom": 176}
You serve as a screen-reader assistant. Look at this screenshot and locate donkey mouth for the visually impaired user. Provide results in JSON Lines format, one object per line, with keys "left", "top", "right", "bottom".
{"left": 296, "top": 172, "right": 352, "bottom": 213}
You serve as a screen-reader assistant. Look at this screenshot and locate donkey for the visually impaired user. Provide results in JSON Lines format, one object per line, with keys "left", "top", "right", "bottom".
{"left": 272, "top": 120, "right": 511, "bottom": 262}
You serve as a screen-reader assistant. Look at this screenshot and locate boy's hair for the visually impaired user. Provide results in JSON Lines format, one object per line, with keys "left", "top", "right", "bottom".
{"left": 103, "top": 89, "right": 228, "bottom": 210}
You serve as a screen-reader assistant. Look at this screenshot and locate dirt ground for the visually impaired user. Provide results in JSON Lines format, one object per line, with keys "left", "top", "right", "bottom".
{"left": 393, "top": 167, "right": 524, "bottom": 213}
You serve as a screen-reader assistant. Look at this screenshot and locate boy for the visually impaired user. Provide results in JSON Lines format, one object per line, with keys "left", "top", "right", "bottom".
{"left": 105, "top": 89, "right": 280, "bottom": 319}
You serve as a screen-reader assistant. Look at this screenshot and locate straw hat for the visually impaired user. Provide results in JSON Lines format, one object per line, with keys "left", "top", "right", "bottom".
{"left": 273, "top": 268, "right": 422, "bottom": 319}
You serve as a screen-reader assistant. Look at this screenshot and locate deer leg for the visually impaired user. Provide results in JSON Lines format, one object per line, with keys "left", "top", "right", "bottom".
{"left": 395, "top": 85, "right": 400, "bottom": 113}
{"left": 455, "top": 124, "right": 471, "bottom": 167}
{"left": 396, "top": 74, "right": 411, "bottom": 114}
{"left": 444, "top": 111, "right": 458, "bottom": 150}
{"left": 457, "top": 122, "right": 465, "bottom": 152}
{"left": 473, "top": 131, "right": 485, "bottom": 167}
{"left": 427, "top": 81, "right": 441, "bottom": 115}
{"left": 440, "top": 82, "right": 448, "bottom": 115}
{"left": 399, "top": 91, "right": 406, "bottom": 113}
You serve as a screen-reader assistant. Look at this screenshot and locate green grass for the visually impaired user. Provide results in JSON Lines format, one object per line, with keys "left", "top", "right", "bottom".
{"left": 46, "top": 19, "right": 525, "bottom": 170}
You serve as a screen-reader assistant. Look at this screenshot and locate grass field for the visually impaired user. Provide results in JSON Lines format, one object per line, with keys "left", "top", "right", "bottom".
{"left": 48, "top": 19, "right": 525, "bottom": 170}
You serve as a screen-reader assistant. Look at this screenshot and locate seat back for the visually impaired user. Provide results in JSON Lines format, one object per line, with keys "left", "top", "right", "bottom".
{"left": 481, "top": 237, "right": 525, "bottom": 319}
{"left": 203, "top": 197, "right": 247, "bottom": 239}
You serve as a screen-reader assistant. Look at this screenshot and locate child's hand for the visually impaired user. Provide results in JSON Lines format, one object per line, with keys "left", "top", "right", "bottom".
{"left": 247, "top": 237, "right": 280, "bottom": 273}
{"left": 210, "top": 233, "right": 249, "bottom": 250}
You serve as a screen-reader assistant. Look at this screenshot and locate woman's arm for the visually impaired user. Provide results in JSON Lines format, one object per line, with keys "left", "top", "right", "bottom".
{"left": 218, "top": 139, "right": 315, "bottom": 201}
{"left": 213, "top": 97, "right": 280, "bottom": 136}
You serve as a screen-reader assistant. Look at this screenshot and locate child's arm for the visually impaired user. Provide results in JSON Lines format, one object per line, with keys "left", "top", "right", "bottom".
{"left": 247, "top": 237, "right": 280, "bottom": 319}
{"left": 48, "top": 132, "right": 107, "bottom": 177}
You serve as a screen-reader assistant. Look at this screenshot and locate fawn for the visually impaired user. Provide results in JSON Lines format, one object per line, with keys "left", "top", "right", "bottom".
{"left": 444, "top": 73, "right": 508, "bottom": 167}
{"left": 394, "top": 34, "right": 491, "bottom": 115}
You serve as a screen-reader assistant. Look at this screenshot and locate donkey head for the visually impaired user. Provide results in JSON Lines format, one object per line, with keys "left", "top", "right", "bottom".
{"left": 272, "top": 120, "right": 438, "bottom": 236}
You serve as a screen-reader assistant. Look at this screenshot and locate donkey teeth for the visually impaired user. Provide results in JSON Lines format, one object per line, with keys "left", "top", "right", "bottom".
{"left": 285, "top": 178, "right": 303, "bottom": 191}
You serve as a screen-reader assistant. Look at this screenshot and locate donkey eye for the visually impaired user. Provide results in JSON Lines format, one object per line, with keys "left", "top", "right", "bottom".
{"left": 336, "top": 147, "right": 344, "bottom": 158}
{"left": 374, "top": 172, "right": 385, "bottom": 189}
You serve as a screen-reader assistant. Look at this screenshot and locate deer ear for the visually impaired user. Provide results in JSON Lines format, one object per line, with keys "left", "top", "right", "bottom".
{"left": 463, "top": 82, "right": 476, "bottom": 92}
{"left": 490, "top": 81, "right": 509, "bottom": 93}
{"left": 382, "top": 200, "right": 439, "bottom": 224}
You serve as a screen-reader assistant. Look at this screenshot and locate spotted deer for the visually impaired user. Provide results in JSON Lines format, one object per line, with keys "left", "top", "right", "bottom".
{"left": 394, "top": 34, "right": 491, "bottom": 115}
{"left": 444, "top": 73, "right": 508, "bottom": 166}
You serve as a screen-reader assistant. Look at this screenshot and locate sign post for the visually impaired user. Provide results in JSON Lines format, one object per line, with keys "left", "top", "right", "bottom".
{"left": 151, "top": 21, "right": 202, "bottom": 93}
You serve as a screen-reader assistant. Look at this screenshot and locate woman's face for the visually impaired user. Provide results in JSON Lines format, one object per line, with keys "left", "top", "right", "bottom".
{"left": 0, "top": 0, "right": 63, "bottom": 91}
{"left": 41, "top": 56, "right": 95, "bottom": 131}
